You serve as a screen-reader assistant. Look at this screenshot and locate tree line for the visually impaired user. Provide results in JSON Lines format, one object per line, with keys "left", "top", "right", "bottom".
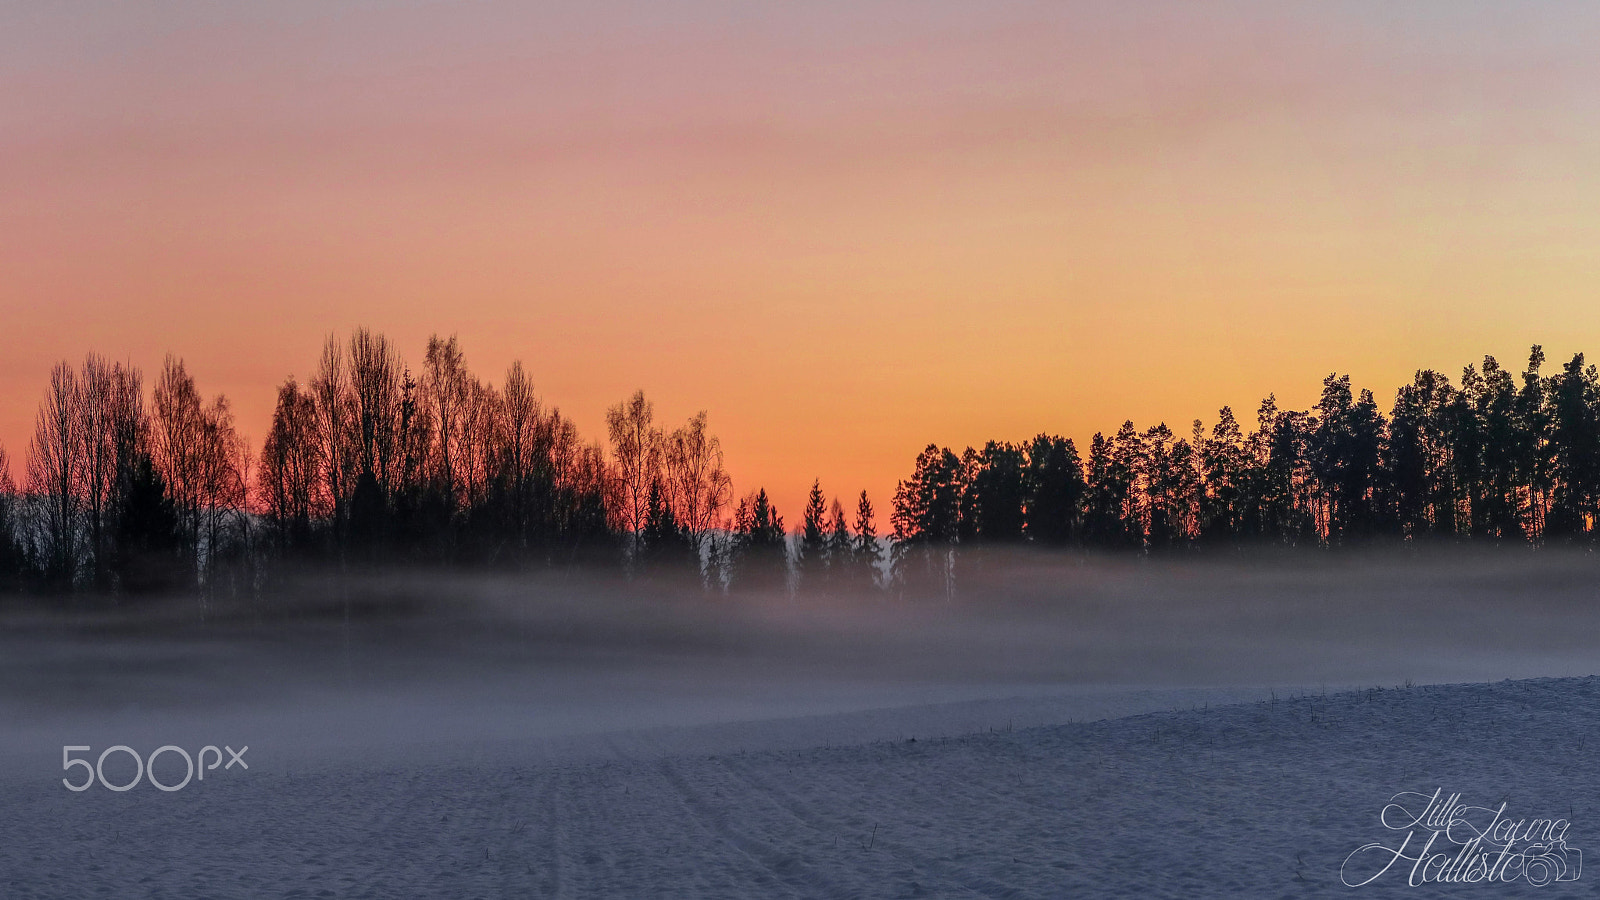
{"left": 0, "top": 329, "right": 883, "bottom": 604}
{"left": 0, "top": 339, "right": 1593, "bottom": 606}
{"left": 889, "top": 347, "right": 1600, "bottom": 594}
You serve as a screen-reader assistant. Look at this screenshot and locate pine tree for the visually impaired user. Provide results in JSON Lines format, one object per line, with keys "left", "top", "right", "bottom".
{"left": 851, "top": 490, "right": 882, "bottom": 590}
{"left": 796, "top": 480, "right": 829, "bottom": 591}
{"left": 963, "top": 441, "right": 1027, "bottom": 543}
{"left": 1081, "top": 433, "right": 1118, "bottom": 548}
{"left": 1386, "top": 372, "right": 1455, "bottom": 538}
{"left": 1473, "top": 356, "right": 1525, "bottom": 541}
{"left": 729, "top": 489, "right": 786, "bottom": 594}
{"left": 640, "top": 478, "right": 697, "bottom": 578}
{"left": 1143, "top": 423, "right": 1183, "bottom": 549}
{"left": 891, "top": 445, "right": 962, "bottom": 545}
{"left": 114, "top": 453, "right": 183, "bottom": 595}
{"left": 1516, "top": 347, "right": 1553, "bottom": 540}
{"left": 890, "top": 445, "right": 961, "bottom": 597}
{"left": 826, "top": 498, "right": 850, "bottom": 583}
{"left": 1103, "top": 422, "right": 1146, "bottom": 549}
{"left": 1023, "top": 434, "right": 1083, "bottom": 545}
{"left": 1200, "top": 408, "right": 1248, "bottom": 543}
{"left": 1545, "top": 353, "right": 1600, "bottom": 540}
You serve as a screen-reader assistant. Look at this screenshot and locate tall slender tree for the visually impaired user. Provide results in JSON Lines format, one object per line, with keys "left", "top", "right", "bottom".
{"left": 27, "top": 362, "right": 81, "bottom": 587}
{"left": 606, "top": 390, "right": 661, "bottom": 543}
{"left": 1200, "top": 407, "right": 1248, "bottom": 543}
{"left": 826, "top": 497, "right": 851, "bottom": 584}
{"left": 1545, "top": 353, "right": 1600, "bottom": 540}
{"left": 852, "top": 490, "right": 882, "bottom": 590}
{"left": 796, "top": 479, "right": 829, "bottom": 591}
{"left": 259, "top": 378, "right": 324, "bottom": 555}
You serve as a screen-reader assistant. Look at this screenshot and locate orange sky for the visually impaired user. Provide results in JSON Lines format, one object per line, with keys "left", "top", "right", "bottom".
{"left": 4, "top": 2, "right": 1600, "bottom": 520}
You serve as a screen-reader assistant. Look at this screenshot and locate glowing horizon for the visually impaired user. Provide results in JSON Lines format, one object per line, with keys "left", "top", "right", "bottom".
{"left": 5, "top": 2, "right": 1600, "bottom": 519}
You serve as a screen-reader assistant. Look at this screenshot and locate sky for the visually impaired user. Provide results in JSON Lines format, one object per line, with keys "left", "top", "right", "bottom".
{"left": 3, "top": 1, "right": 1600, "bottom": 520}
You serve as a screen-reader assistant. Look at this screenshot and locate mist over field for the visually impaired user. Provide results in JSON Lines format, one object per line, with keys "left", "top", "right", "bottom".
{"left": 7, "top": 550, "right": 1600, "bottom": 897}
{"left": 4, "top": 548, "right": 1597, "bottom": 767}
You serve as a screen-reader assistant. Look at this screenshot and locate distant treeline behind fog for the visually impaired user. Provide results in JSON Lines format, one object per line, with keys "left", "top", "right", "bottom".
{"left": 0, "top": 330, "right": 1596, "bottom": 607}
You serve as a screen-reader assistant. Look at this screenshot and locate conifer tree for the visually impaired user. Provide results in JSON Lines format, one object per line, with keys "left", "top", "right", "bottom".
{"left": 796, "top": 479, "right": 829, "bottom": 590}
{"left": 851, "top": 490, "right": 882, "bottom": 590}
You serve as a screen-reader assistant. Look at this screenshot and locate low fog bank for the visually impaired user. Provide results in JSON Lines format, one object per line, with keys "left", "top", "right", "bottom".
{"left": 3, "top": 547, "right": 1598, "bottom": 765}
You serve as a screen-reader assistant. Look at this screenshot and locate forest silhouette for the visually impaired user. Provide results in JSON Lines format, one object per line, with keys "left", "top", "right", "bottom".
{"left": 0, "top": 332, "right": 1595, "bottom": 608}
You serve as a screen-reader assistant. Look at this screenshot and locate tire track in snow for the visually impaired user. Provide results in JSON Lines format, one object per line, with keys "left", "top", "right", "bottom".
{"left": 718, "top": 751, "right": 1037, "bottom": 899}
{"left": 543, "top": 769, "right": 570, "bottom": 899}
{"left": 497, "top": 769, "right": 566, "bottom": 899}
{"left": 596, "top": 734, "right": 819, "bottom": 897}
{"left": 656, "top": 757, "right": 851, "bottom": 899}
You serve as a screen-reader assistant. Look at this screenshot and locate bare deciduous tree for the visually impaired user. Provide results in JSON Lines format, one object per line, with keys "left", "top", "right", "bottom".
{"left": 664, "top": 411, "right": 732, "bottom": 546}
{"left": 195, "top": 394, "right": 248, "bottom": 581}
{"left": 348, "top": 328, "right": 403, "bottom": 493}
{"left": 310, "top": 336, "right": 356, "bottom": 534}
{"left": 458, "top": 377, "right": 501, "bottom": 513}
{"left": 499, "top": 361, "right": 542, "bottom": 547}
{"left": 152, "top": 356, "right": 246, "bottom": 589}
{"left": 606, "top": 390, "right": 661, "bottom": 538}
{"left": 153, "top": 355, "right": 205, "bottom": 570}
{"left": 422, "top": 334, "right": 469, "bottom": 506}
{"left": 27, "top": 362, "right": 81, "bottom": 584}
{"left": 259, "top": 378, "right": 324, "bottom": 552}
{"left": 77, "top": 355, "right": 145, "bottom": 588}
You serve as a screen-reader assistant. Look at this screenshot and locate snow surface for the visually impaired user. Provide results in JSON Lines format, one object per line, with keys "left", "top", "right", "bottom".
{"left": 4, "top": 554, "right": 1600, "bottom": 897}
{"left": 6, "top": 678, "right": 1599, "bottom": 898}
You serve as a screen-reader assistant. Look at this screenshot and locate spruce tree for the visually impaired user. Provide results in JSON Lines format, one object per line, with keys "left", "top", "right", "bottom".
{"left": 852, "top": 490, "right": 882, "bottom": 590}
{"left": 796, "top": 480, "right": 829, "bottom": 591}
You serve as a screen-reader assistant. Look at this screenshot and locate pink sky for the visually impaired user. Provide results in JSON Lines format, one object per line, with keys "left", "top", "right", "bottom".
{"left": 4, "top": 1, "right": 1600, "bottom": 518}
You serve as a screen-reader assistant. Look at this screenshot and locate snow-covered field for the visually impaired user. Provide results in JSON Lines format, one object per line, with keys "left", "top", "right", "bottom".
{"left": 3, "top": 552, "right": 1599, "bottom": 898}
